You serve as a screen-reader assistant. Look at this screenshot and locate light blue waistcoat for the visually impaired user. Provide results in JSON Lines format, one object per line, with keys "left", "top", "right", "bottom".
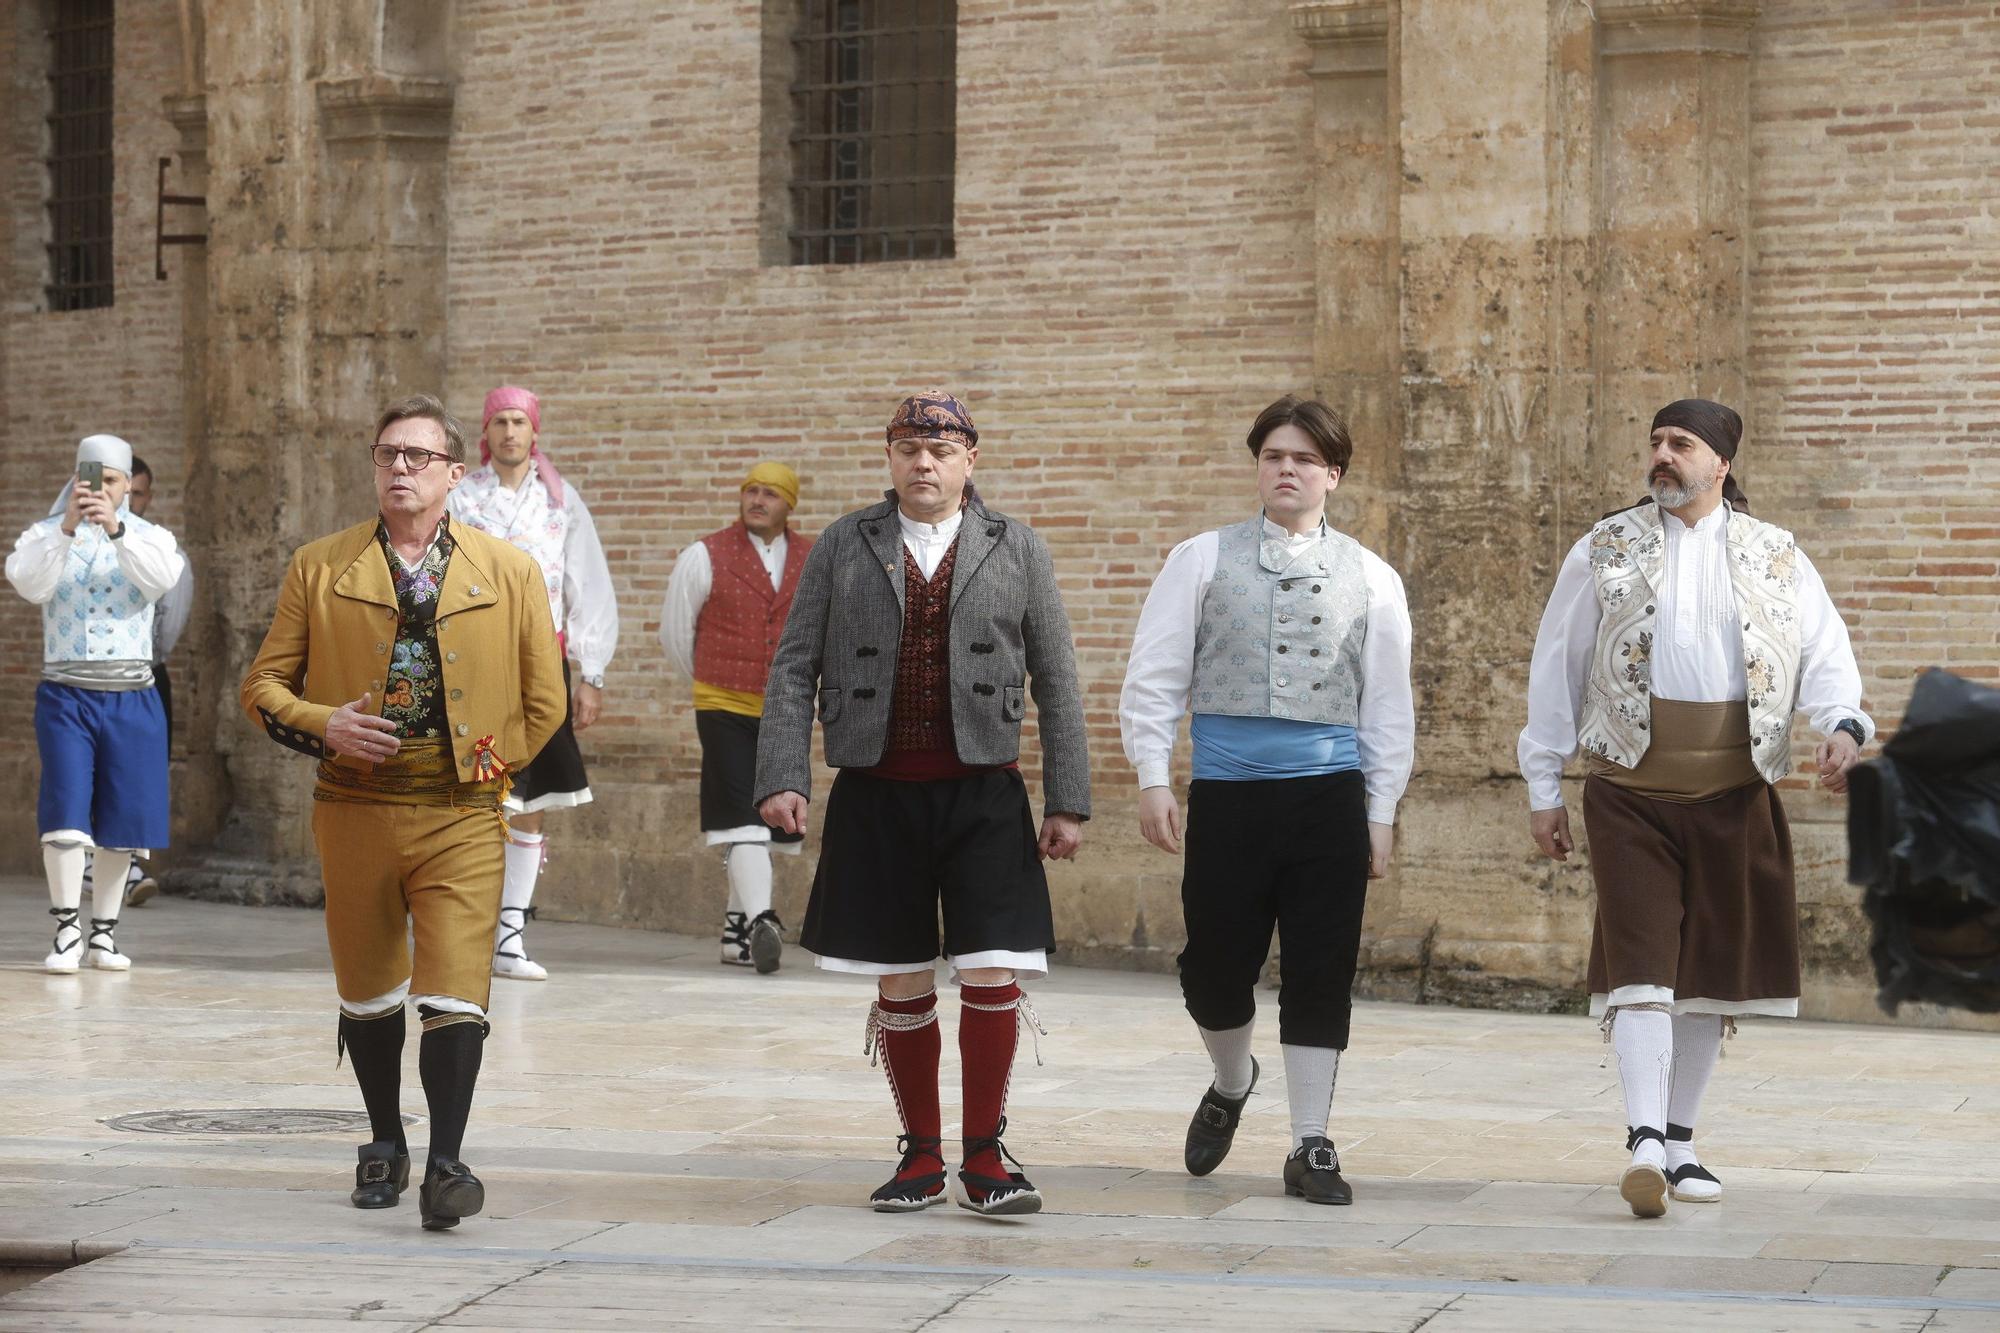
{"left": 38, "top": 516, "right": 158, "bottom": 664}
{"left": 1190, "top": 514, "right": 1369, "bottom": 725}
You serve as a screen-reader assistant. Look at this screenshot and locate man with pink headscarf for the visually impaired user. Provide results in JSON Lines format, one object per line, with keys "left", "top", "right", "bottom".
{"left": 449, "top": 385, "right": 619, "bottom": 981}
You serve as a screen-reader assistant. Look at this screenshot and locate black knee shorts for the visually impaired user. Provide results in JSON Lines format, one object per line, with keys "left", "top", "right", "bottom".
{"left": 1177, "top": 770, "right": 1370, "bottom": 1049}
{"left": 800, "top": 767, "right": 1054, "bottom": 968}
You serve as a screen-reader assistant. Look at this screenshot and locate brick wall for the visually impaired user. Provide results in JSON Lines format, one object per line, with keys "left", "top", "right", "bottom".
{"left": 1746, "top": 0, "right": 2000, "bottom": 1020}
{"left": 441, "top": 0, "right": 1320, "bottom": 939}
{"left": 0, "top": 2, "right": 189, "bottom": 861}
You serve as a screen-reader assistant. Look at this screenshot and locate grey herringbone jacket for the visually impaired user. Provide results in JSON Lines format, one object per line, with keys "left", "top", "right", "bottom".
{"left": 752, "top": 491, "right": 1091, "bottom": 819}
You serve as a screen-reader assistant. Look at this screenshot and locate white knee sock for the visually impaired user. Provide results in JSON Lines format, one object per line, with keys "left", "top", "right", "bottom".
{"left": 91, "top": 851, "right": 132, "bottom": 924}
{"left": 502, "top": 831, "right": 544, "bottom": 915}
{"left": 43, "top": 843, "right": 86, "bottom": 911}
{"left": 726, "top": 843, "right": 773, "bottom": 920}
{"left": 1667, "top": 1013, "right": 1723, "bottom": 1167}
{"left": 1282, "top": 1043, "right": 1342, "bottom": 1147}
{"left": 1613, "top": 1007, "right": 1673, "bottom": 1167}
{"left": 1198, "top": 1019, "right": 1255, "bottom": 1099}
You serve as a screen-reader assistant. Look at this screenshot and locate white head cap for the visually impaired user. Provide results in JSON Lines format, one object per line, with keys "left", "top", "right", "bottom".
{"left": 76, "top": 434, "right": 134, "bottom": 474}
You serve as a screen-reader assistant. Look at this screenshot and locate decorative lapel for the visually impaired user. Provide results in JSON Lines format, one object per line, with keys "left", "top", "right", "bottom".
{"left": 858, "top": 497, "right": 907, "bottom": 614}
{"left": 331, "top": 520, "right": 398, "bottom": 611}
{"left": 948, "top": 503, "right": 1000, "bottom": 613}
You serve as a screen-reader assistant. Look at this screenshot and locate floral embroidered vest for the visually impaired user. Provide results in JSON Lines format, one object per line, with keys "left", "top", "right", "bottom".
{"left": 1579, "top": 503, "right": 1802, "bottom": 785}
{"left": 1191, "top": 514, "right": 1368, "bottom": 726}
{"left": 39, "top": 515, "right": 157, "bottom": 663}
{"left": 453, "top": 467, "right": 568, "bottom": 635}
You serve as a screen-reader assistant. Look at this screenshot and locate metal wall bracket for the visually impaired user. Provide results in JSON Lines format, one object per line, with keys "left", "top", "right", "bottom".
{"left": 155, "top": 155, "right": 206, "bottom": 280}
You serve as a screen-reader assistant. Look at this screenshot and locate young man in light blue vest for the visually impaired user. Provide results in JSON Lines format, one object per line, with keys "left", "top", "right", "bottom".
{"left": 7, "top": 434, "right": 185, "bottom": 972}
{"left": 1120, "top": 396, "right": 1414, "bottom": 1205}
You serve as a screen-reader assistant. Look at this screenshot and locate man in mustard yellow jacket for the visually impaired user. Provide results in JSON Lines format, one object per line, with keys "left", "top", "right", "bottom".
{"left": 241, "top": 393, "right": 564, "bottom": 1230}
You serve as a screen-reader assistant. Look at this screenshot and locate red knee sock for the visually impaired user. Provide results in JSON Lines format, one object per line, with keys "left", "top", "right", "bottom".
{"left": 959, "top": 981, "right": 1022, "bottom": 1181}
{"left": 871, "top": 990, "right": 942, "bottom": 1181}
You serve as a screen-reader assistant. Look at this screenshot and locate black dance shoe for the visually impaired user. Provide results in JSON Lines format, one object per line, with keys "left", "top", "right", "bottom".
{"left": 1184, "top": 1056, "right": 1259, "bottom": 1177}
{"left": 350, "top": 1141, "right": 410, "bottom": 1209}
{"left": 869, "top": 1134, "right": 947, "bottom": 1213}
{"left": 1283, "top": 1135, "right": 1353, "bottom": 1206}
{"left": 418, "top": 1157, "right": 485, "bottom": 1231}
{"left": 957, "top": 1117, "right": 1042, "bottom": 1217}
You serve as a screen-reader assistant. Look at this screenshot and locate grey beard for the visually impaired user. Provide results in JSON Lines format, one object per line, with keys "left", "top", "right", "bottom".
{"left": 1649, "top": 469, "right": 1715, "bottom": 509}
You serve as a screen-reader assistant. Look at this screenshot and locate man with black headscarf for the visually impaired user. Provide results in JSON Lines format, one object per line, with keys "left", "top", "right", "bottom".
{"left": 1518, "top": 399, "right": 1873, "bottom": 1218}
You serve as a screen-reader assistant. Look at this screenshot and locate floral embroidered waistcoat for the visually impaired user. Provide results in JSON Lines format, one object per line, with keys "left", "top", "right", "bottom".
{"left": 1579, "top": 503, "right": 1802, "bottom": 785}
{"left": 454, "top": 468, "right": 568, "bottom": 635}
{"left": 39, "top": 516, "right": 156, "bottom": 663}
{"left": 1191, "top": 514, "right": 1368, "bottom": 726}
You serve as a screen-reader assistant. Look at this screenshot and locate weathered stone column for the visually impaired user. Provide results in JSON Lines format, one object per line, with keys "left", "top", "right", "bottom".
{"left": 160, "top": 3, "right": 229, "bottom": 858}
{"left": 1290, "top": 2, "right": 1397, "bottom": 551}
{"left": 178, "top": 0, "right": 453, "bottom": 902}
{"left": 1292, "top": 0, "right": 1602, "bottom": 1008}
{"left": 1592, "top": 0, "right": 1758, "bottom": 500}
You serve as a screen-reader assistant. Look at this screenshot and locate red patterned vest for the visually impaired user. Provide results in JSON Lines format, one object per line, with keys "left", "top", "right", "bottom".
{"left": 692, "top": 523, "right": 812, "bottom": 692}
{"left": 869, "top": 539, "right": 1011, "bottom": 782}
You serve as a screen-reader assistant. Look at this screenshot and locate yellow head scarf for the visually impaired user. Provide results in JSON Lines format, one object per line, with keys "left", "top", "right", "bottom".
{"left": 742, "top": 462, "right": 799, "bottom": 509}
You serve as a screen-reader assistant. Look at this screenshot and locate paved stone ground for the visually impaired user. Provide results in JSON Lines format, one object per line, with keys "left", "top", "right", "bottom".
{"left": 3, "top": 876, "right": 1999, "bottom": 1330}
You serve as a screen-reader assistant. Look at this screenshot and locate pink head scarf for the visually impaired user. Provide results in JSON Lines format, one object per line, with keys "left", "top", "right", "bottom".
{"left": 480, "top": 385, "right": 565, "bottom": 508}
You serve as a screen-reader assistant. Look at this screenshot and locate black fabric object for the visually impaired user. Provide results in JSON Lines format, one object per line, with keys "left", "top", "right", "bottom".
{"left": 417, "top": 1011, "right": 486, "bottom": 1166}
{"left": 696, "top": 708, "right": 802, "bottom": 841}
{"left": 1177, "top": 771, "right": 1371, "bottom": 1048}
{"left": 155, "top": 663, "right": 173, "bottom": 747}
{"left": 1847, "top": 668, "right": 2000, "bottom": 1014}
{"left": 1651, "top": 398, "right": 1750, "bottom": 512}
{"left": 510, "top": 659, "right": 591, "bottom": 806}
{"left": 338, "top": 1009, "right": 408, "bottom": 1152}
{"left": 800, "top": 767, "right": 1053, "bottom": 966}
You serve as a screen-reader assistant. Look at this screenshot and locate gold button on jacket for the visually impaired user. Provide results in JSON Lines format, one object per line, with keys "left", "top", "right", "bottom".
{"left": 239, "top": 517, "right": 565, "bottom": 775}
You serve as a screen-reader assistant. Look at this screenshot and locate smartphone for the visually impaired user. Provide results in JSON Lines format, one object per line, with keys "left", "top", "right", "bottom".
{"left": 76, "top": 460, "right": 103, "bottom": 491}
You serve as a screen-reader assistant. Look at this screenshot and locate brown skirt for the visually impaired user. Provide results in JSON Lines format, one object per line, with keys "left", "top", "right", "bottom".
{"left": 1582, "top": 774, "right": 1800, "bottom": 1010}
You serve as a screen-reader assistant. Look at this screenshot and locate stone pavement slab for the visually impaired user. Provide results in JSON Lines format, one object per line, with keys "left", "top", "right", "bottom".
{"left": 2, "top": 879, "right": 1998, "bottom": 1329}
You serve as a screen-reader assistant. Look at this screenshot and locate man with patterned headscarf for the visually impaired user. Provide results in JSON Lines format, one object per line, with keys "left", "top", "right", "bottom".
{"left": 1520, "top": 398, "right": 1873, "bottom": 1218}
{"left": 756, "top": 389, "right": 1090, "bottom": 1217}
{"left": 449, "top": 385, "right": 619, "bottom": 981}
{"left": 660, "top": 461, "right": 813, "bottom": 972}
{"left": 8, "top": 433, "right": 185, "bottom": 972}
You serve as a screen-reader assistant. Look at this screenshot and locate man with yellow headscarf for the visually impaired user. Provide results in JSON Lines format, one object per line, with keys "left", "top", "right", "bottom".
{"left": 660, "top": 463, "right": 814, "bottom": 972}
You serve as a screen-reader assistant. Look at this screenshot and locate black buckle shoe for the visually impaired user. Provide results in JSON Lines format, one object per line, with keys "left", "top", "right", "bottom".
{"left": 748, "top": 910, "right": 784, "bottom": 975}
{"left": 1184, "top": 1055, "right": 1259, "bottom": 1177}
{"left": 351, "top": 1140, "right": 410, "bottom": 1209}
{"left": 870, "top": 1134, "right": 947, "bottom": 1213}
{"left": 957, "top": 1116, "right": 1042, "bottom": 1217}
{"left": 418, "top": 1157, "right": 485, "bottom": 1231}
{"left": 1284, "top": 1135, "right": 1353, "bottom": 1205}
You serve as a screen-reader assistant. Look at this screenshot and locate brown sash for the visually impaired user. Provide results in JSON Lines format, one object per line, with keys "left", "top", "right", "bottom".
{"left": 1584, "top": 698, "right": 1763, "bottom": 803}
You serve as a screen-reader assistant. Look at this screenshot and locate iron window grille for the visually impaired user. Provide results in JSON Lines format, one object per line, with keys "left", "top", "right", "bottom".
{"left": 45, "top": 0, "right": 115, "bottom": 311}
{"left": 789, "top": 0, "right": 955, "bottom": 265}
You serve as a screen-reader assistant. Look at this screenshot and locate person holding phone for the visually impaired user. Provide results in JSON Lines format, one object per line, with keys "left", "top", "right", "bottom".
{"left": 448, "top": 386, "right": 619, "bottom": 981}
{"left": 241, "top": 394, "right": 564, "bottom": 1230}
{"left": 6, "top": 434, "right": 185, "bottom": 972}
{"left": 1118, "top": 396, "right": 1415, "bottom": 1207}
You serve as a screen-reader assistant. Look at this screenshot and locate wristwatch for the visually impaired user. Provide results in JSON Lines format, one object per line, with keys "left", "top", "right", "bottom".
{"left": 1833, "top": 718, "right": 1865, "bottom": 747}
{"left": 108, "top": 522, "right": 126, "bottom": 541}
{"left": 581, "top": 673, "right": 605, "bottom": 689}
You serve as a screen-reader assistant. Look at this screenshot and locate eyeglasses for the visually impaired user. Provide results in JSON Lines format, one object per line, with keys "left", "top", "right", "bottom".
{"left": 371, "top": 444, "right": 452, "bottom": 471}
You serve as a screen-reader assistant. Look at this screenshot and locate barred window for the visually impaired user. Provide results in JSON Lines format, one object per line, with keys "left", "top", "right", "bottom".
{"left": 45, "top": 0, "right": 115, "bottom": 312}
{"left": 789, "top": 0, "right": 955, "bottom": 265}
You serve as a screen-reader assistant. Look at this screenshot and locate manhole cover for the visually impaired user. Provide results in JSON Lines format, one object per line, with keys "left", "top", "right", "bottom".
{"left": 104, "top": 1109, "right": 421, "bottom": 1136}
